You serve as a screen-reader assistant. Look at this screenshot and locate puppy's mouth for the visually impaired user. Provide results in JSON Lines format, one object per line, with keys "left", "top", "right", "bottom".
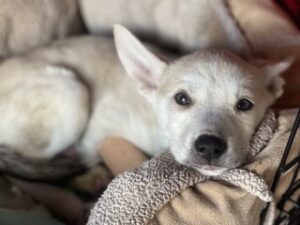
{"left": 185, "top": 162, "right": 229, "bottom": 176}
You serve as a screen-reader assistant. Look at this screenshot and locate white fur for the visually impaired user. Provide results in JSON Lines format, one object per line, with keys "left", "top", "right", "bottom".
{"left": 196, "top": 167, "right": 229, "bottom": 176}
{"left": 114, "top": 26, "right": 293, "bottom": 175}
{"left": 0, "top": 63, "right": 89, "bottom": 158}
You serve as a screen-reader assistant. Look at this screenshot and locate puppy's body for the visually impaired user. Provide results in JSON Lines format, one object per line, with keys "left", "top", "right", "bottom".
{"left": 39, "top": 37, "right": 165, "bottom": 161}
{"left": 0, "top": 30, "right": 292, "bottom": 179}
{"left": 0, "top": 36, "right": 163, "bottom": 178}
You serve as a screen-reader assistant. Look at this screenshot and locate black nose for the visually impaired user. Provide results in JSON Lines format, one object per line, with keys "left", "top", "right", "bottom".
{"left": 194, "top": 135, "right": 227, "bottom": 161}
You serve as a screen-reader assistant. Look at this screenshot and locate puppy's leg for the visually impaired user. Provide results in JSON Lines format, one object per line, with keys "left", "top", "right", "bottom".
{"left": 0, "top": 64, "right": 90, "bottom": 179}
{"left": 99, "top": 137, "right": 147, "bottom": 176}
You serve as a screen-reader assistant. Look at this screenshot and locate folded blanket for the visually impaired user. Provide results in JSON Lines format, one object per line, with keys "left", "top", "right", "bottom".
{"left": 88, "top": 110, "right": 300, "bottom": 225}
{"left": 0, "top": 0, "right": 83, "bottom": 57}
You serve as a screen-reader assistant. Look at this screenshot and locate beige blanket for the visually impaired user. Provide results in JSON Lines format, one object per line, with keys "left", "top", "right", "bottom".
{"left": 0, "top": 0, "right": 83, "bottom": 57}
{"left": 88, "top": 110, "right": 300, "bottom": 225}
{"left": 79, "top": 0, "right": 250, "bottom": 55}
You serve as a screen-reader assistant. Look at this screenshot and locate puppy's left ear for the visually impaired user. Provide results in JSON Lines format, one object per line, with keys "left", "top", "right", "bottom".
{"left": 114, "top": 25, "right": 166, "bottom": 100}
{"left": 264, "top": 57, "right": 294, "bottom": 98}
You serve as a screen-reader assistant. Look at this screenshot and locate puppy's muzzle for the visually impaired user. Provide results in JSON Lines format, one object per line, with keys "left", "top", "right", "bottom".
{"left": 194, "top": 135, "right": 227, "bottom": 161}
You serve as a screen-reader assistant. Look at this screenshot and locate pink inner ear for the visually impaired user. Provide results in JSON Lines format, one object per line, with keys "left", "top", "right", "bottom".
{"left": 135, "top": 73, "right": 158, "bottom": 90}
{"left": 132, "top": 59, "right": 159, "bottom": 90}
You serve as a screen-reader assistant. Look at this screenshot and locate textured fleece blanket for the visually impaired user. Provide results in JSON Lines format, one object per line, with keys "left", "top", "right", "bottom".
{"left": 88, "top": 110, "right": 300, "bottom": 225}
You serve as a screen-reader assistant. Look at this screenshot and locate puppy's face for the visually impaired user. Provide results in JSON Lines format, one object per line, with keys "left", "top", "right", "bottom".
{"left": 155, "top": 53, "right": 292, "bottom": 176}
{"left": 114, "top": 25, "right": 292, "bottom": 176}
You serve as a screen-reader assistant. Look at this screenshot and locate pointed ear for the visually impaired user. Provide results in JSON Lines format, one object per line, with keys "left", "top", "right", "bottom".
{"left": 113, "top": 25, "right": 166, "bottom": 99}
{"left": 264, "top": 57, "right": 294, "bottom": 98}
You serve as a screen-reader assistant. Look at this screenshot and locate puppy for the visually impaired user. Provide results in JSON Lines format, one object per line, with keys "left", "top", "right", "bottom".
{"left": 113, "top": 25, "right": 293, "bottom": 176}
{"left": 0, "top": 27, "right": 292, "bottom": 179}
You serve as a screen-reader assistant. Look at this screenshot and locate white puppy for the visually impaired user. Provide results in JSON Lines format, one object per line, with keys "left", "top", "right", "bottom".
{"left": 113, "top": 25, "right": 292, "bottom": 176}
{"left": 0, "top": 26, "right": 292, "bottom": 179}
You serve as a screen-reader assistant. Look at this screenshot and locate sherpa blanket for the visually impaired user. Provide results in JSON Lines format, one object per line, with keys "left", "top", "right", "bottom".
{"left": 88, "top": 110, "right": 300, "bottom": 225}
{"left": 0, "top": 0, "right": 83, "bottom": 57}
{"left": 80, "top": 0, "right": 250, "bottom": 55}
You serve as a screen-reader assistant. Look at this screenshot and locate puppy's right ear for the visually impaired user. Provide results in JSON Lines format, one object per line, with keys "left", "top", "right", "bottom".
{"left": 264, "top": 57, "right": 294, "bottom": 98}
{"left": 114, "top": 25, "right": 166, "bottom": 100}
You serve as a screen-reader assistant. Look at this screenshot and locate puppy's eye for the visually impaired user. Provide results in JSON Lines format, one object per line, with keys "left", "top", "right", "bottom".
{"left": 236, "top": 99, "right": 253, "bottom": 111}
{"left": 174, "top": 92, "right": 192, "bottom": 106}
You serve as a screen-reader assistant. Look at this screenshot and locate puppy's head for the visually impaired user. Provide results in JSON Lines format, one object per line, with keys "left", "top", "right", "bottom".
{"left": 114, "top": 25, "right": 293, "bottom": 176}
